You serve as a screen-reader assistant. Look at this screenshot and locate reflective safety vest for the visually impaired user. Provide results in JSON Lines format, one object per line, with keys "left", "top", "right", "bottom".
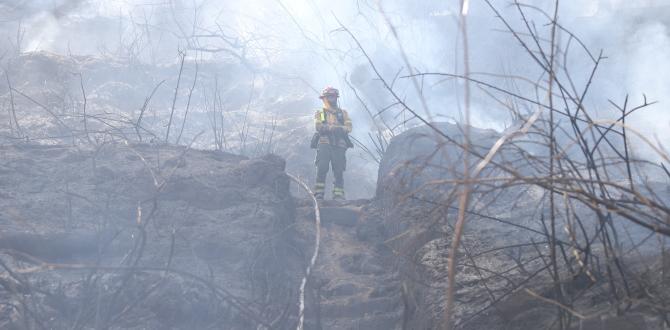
{"left": 314, "top": 107, "right": 353, "bottom": 147}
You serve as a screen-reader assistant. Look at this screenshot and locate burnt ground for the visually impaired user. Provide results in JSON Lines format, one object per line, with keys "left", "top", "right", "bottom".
{"left": 0, "top": 142, "right": 302, "bottom": 329}
{"left": 294, "top": 199, "right": 404, "bottom": 329}
{"left": 0, "top": 52, "right": 378, "bottom": 200}
{"left": 0, "top": 142, "right": 404, "bottom": 329}
{"left": 374, "top": 122, "right": 670, "bottom": 330}
{"left": 0, "top": 132, "right": 668, "bottom": 329}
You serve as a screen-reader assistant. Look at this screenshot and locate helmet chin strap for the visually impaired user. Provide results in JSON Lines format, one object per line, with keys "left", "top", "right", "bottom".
{"left": 322, "top": 98, "right": 338, "bottom": 109}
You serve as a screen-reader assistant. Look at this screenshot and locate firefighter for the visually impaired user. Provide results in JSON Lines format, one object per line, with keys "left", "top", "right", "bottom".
{"left": 312, "top": 86, "right": 353, "bottom": 201}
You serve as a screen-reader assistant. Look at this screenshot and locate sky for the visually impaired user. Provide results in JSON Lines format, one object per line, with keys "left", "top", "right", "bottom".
{"left": 1, "top": 0, "right": 670, "bottom": 159}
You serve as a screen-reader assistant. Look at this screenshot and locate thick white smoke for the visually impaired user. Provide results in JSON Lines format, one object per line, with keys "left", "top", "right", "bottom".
{"left": 2, "top": 0, "right": 670, "bottom": 160}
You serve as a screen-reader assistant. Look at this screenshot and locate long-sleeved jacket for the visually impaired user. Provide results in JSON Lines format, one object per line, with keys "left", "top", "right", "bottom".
{"left": 314, "top": 107, "right": 352, "bottom": 147}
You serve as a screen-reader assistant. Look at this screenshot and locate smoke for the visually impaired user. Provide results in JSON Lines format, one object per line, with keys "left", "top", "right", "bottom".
{"left": 555, "top": 3, "right": 670, "bottom": 160}
{"left": 0, "top": 0, "right": 88, "bottom": 54}
{"left": 0, "top": 0, "right": 87, "bottom": 19}
{"left": 2, "top": 0, "right": 670, "bottom": 160}
{"left": 621, "top": 21, "right": 670, "bottom": 158}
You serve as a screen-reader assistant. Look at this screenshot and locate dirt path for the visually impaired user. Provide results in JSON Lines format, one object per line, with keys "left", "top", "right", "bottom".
{"left": 294, "top": 200, "right": 405, "bottom": 330}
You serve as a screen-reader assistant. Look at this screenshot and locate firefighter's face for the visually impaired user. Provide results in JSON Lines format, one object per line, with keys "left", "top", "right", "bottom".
{"left": 325, "top": 95, "right": 338, "bottom": 104}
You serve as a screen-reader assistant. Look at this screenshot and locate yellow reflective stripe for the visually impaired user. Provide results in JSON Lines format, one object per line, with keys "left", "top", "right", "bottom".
{"left": 315, "top": 183, "right": 325, "bottom": 188}
{"left": 320, "top": 110, "right": 326, "bottom": 122}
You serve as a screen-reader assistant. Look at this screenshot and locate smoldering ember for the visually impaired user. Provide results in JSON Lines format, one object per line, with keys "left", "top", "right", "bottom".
{"left": 1, "top": 1, "right": 670, "bottom": 329}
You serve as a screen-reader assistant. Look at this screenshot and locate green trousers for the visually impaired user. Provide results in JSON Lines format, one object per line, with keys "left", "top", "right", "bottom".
{"left": 315, "top": 143, "right": 346, "bottom": 197}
